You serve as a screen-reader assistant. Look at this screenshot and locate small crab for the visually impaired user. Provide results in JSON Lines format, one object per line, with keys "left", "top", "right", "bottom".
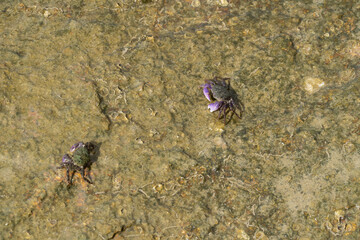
{"left": 201, "top": 77, "right": 244, "bottom": 124}
{"left": 58, "top": 142, "right": 95, "bottom": 185}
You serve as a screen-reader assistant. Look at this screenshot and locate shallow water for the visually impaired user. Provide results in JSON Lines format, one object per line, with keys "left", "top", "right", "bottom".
{"left": 1, "top": 0, "right": 359, "bottom": 239}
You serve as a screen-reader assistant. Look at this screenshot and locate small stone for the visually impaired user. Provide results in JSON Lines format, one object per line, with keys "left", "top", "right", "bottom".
{"left": 208, "top": 216, "right": 218, "bottom": 225}
{"left": 213, "top": 136, "right": 227, "bottom": 149}
{"left": 191, "top": 0, "right": 201, "bottom": 7}
{"left": 149, "top": 129, "right": 159, "bottom": 137}
{"left": 153, "top": 184, "right": 163, "bottom": 193}
{"left": 334, "top": 209, "right": 345, "bottom": 219}
{"left": 117, "top": 207, "right": 125, "bottom": 216}
{"left": 343, "top": 142, "right": 356, "bottom": 154}
{"left": 236, "top": 229, "right": 250, "bottom": 240}
{"left": 218, "top": 0, "right": 229, "bottom": 7}
{"left": 112, "top": 175, "right": 122, "bottom": 192}
{"left": 146, "top": 36, "right": 154, "bottom": 43}
{"left": 345, "top": 222, "right": 356, "bottom": 232}
{"left": 210, "top": 122, "right": 225, "bottom": 132}
{"left": 95, "top": 222, "right": 112, "bottom": 236}
{"left": 253, "top": 230, "right": 268, "bottom": 240}
{"left": 304, "top": 77, "right": 325, "bottom": 94}
{"left": 43, "top": 10, "right": 50, "bottom": 17}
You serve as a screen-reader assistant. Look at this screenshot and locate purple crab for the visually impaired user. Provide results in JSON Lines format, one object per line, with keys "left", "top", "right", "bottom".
{"left": 201, "top": 77, "right": 244, "bottom": 124}
{"left": 58, "top": 142, "right": 95, "bottom": 185}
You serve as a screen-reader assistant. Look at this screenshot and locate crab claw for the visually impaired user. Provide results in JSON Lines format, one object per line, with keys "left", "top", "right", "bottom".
{"left": 201, "top": 83, "right": 212, "bottom": 101}
{"left": 208, "top": 101, "right": 222, "bottom": 112}
{"left": 70, "top": 142, "right": 85, "bottom": 152}
{"left": 62, "top": 154, "right": 72, "bottom": 163}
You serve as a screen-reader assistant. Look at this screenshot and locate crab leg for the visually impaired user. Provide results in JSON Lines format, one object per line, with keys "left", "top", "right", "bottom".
{"left": 66, "top": 168, "right": 70, "bottom": 183}
{"left": 223, "top": 106, "right": 227, "bottom": 124}
{"left": 81, "top": 167, "right": 92, "bottom": 184}
{"left": 218, "top": 104, "right": 225, "bottom": 119}
{"left": 69, "top": 170, "right": 75, "bottom": 184}
{"left": 86, "top": 169, "right": 93, "bottom": 184}
{"left": 230, "top": 102, "right": 242, "bottom": 119}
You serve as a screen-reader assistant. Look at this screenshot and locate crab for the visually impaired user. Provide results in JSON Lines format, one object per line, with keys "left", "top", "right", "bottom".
{"left": 201, "top": 77, "right": 244, "bottom": 124}
{"left": 58, "top": 142, "right": 95, "bottom": 184}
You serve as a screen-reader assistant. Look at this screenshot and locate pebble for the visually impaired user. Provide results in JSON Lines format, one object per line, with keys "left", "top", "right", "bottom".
{"left": 191, "top": 0, "right": 201, "bottom": 7}
{"left": 304, "top": 77, "right": 325, "bottom": 94}
{"left": 95, "top": 222, "right": 112, "bottom": 236}
{"left": 213, "top": 136, "right": 227, "bottom": 149}
{"left": 218, "top": 0, "right": 229, "bottom": 7}
{"left": 253, "top": 230, "right": 268, "bottom": 240}
{"left": 236, "top": 228, "right": 250, "bottom": 240}
{"left": 43, "top": 10, "right": 50, "bottom": 18}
